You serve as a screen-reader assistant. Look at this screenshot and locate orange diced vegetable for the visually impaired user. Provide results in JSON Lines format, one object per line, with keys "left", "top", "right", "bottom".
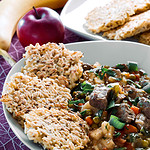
{"left": 102, "top": 148, "right": 108, "bottom": 150}
{"left": 114, "top": 137, "right": 126, "bottom": 147}
{"left": 119, "top": 86, "right": 124, "bottom": 94}
{"left": 101, "top": 111, "right": 107, "bottom": 120}
{"left": 123, "top": 124, "right": 138, "bottom": 134}
{"left": 85, "top": 116, "right": 93, "bottom": 126}
{"left": 78, "top": 103, "right": 84, "bottom": 107}
{"left": 124, "top": 72, "right": 130, "bottom": 78}
{"left": 135, "top": 74, "right": 140, "bottom": 81}
{"left": 130, "top": 105, "right": 140, "bottom": 115}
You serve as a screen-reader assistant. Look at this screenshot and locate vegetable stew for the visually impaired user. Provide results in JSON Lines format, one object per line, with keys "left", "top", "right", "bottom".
{"left": 69, "top": 61, "right": 150, "bottom": 150}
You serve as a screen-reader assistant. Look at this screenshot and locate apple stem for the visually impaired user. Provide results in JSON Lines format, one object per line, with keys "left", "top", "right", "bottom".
{"left": 33, "top": 6, "right": 40, "bottom": 19}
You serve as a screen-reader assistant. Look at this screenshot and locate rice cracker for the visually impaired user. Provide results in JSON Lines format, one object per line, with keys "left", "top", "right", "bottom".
{"left": 138, "top": 31, "right": 150, "bottom": 45}
{"left": 103, "top": 10, "right": 150, "bottom": 40}
{"left": 22, "top": 42, "right": 83, "bottom": 89}
{"left": 24, "top": 108, "right": 89, "bottom": 150}
{"left": 0, "top": 72, "right": 71, "bottom": 126}
{"left": 85, "top": 0, "right": 150, "bottom": 33}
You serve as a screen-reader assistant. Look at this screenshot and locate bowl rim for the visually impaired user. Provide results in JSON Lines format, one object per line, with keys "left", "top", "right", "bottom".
{"left": 2, "top": 40, "right": 150, "bottom": 150}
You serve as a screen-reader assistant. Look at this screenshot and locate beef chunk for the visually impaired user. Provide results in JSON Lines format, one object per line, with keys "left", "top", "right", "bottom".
{"left": 137, "top": 97, "right": 150, "bottom": 119}
{"left": 116, "top": 103, "right": 135, "bottom": 123}
{"left": 112, "top": 68, "right": 122, "bottom": 78}
{"left": 82, "top": 63, "right": 93, "bottom": 71}
{"left": 144, "top": 118, "right": 150, "bottom": 131}
{"left": 124, "top": 85, "right": 147, "bottom": 99}
{"left": 135, "top": 113, "right": 150, "bottom": 131}
{"left": 89, "top": 84, "right": 111, "bottom": 110}
{"left": 115, "top": 94, "right": 126, "bottom": 104}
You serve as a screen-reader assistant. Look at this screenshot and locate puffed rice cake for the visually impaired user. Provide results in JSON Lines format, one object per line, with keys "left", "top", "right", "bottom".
{"left": 103, "top": 10, "right": 150, "bottom": 40}
{"left": 85, "top": 0, "right": 150, "bottom": 33}
{"left": 24, "top": 108, "right": 90, "bottom": 150}
{"left": 0, "top": 72, "right": 71, "bottom": 126}
{"left": 22, "top": 42, "right": 83, "bottom": 89}
{"left": 138, "top": 31, "right": 150, "bottom": 45}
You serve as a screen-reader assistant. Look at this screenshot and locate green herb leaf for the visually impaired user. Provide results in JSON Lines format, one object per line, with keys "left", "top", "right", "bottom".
{"left": 129, "top": 133, "right": 137, "bottom": 143}
{"left": 116, "top": 64, "right": 126, "bottom": 70}
{"left": 107, "top": 100, "right": 120, "bottom": 110}
{"left": 81, "top": 81, "right": 94, "bottom": 94}
{"left": 95, "top": 110, "right": 103, "bottom": 118}
{"left": 128, "top": 97, "right": 139, "bottom": 106}
{"left": 143, "top": 83, "right": 150, "bottom": 94}
{"left": 105, "top": 124, "right": 108, "bottom": 131}
{"left": 89, "top": 66, "right": 116, "bottom": 80}
{"left": 68, "top": 99, "right": 85, "bottom": 105}
{"left": 80, "top": 110, "right": 87, "bottom": 117}
{"left": 114, "top": 132, "right": 121, "bottom": 137}
{"left": 111, "top": 109, "right": 118, "bottom": 115}
{"left": 104, "top": 68, "right": 116, "bottom": 77}
{"left": 140, "top": 127, "right": 150, "bottom": 136}
{"left": 114, "top": 148, "right": 127, "bottom": 150}
{"left": 107, "top": 100, "right": 115, "bottom": 110}
{"left": 99, "top": 67, "right": 116, "bottom": 79}
{"left": 127, "top": 79, "right": 141, "bottom": 89}
{"left": 74, "top": 81, "right": 94, "bottom": 94}
{"left": 89, "top": 67, "right": 101, "bottom": 75}
{"left": 115, "top": 78, "right": 122, "bottom": 81}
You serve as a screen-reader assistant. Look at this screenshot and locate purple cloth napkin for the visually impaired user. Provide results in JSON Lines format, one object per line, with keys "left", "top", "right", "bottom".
{"left": 0, "top": 28, "right": 88, "bottom": 149}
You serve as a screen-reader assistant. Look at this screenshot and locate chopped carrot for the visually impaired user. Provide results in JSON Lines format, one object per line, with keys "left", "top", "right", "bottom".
{"left": 135, "top": 74, "right": 140, "bottom": 81}
{"left": 102, "top": 148, "right": 108, "bottom": 150}
{"left": 101, "top": 111, "right": 107, "bottom": 120}
{"left": 124, "top": 72, "right": 130, "bottom": 79}
{"left": 119, "top": 86, "right": 124, "bottom": 94}
{"left": 130, "top": 105, "right": 140, "bottom": 115}
{"left": 78, "top": 103, "right": 84, "bottom": 107}
{"left": 114, "top": 137, "right": 126, "bottom": 147}
{"left": 85, "top": 116, "right": 93, "bottom": 126}
{"left": 123, "top": 124, "right": 138, "bottom": 134}
{"left": 124, "top": 142, "right": 135, "bottom": 150}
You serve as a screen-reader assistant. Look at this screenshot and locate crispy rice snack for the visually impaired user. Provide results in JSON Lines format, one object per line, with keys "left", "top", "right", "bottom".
{"left": 85, "top": 0, "right": 150, "bottom": 33}
{"left": 24, "top": 108, "right": 89, "bottom": 150}
{"left": 103, "top": 10, "right": 150, "bottom": 40}
{"left": 0, "top": 73, "right": 71, "bottom": 126}
{"left": 22, "top": 42, "right": 83, "bottom": 89}
{"left": 138, "top": 31, "right": 150, "bottom": 45}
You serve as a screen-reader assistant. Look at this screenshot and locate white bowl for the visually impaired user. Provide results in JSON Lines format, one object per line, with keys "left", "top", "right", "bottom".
{"left": 2, "top": 41, "right": 150, "bottom": 150}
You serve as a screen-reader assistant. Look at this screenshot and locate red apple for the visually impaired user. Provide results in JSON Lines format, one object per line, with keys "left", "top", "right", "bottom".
{"left": 17, "top": 7, "right": 65, "bottom": 47}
